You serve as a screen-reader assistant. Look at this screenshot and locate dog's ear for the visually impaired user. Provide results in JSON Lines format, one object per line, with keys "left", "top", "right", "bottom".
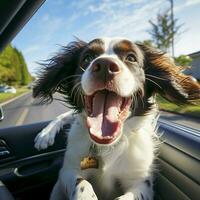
{"left": 33, "top": 40, "right": 87, "bottom": 104}
{"left": 137, "top": 43, "right": 200, "bottom": 104}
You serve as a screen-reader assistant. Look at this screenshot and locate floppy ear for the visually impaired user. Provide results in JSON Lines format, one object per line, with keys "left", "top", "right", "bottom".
{"left": 137, "top": 43, "right": 200, "bottom": 104}
{"left": 33, "top": 40, "right": 87, "bottom": 105}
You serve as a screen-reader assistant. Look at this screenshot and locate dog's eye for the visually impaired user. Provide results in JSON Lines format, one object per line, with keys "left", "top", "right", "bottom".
{"left": 83, "top": 54, "right": 94, "bottom": 64}
{"left": 125, "top": 53, "right": 136, "bottom": 63}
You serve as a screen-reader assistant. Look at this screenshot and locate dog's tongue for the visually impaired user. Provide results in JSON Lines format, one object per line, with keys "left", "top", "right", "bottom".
{"left": 87, "top": 91, "right": 122, "bottom": 139}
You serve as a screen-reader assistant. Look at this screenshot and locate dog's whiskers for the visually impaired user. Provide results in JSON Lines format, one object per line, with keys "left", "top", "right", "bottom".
{"left": 131, "top": 93, "right": 137, "bottom": 114}
{"left": 146, "top": 74, "right": 167, "bottom": 81}
{"left": 58, "top": 75, "right": 82, "bottom": 86}
{"left": 76, "top": 86, "right": 84, "bottom": 106}
{"left": 71, "top": 82, "right": 85, "bottom": 109}
{"left": 138, "top": 92, "right": 144, "bottom": 109}
{"left": 71, "top": 82, "right": 82, "bottom": 103}
{"left": 80, "top": 66, "right": 85, "bottom": 72}
{"left": 146, "top": 78, "right": 162, "bottom": 89}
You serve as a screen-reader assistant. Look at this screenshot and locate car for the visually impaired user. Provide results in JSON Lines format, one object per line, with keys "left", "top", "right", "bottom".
{"left": 0, "top": 86, "right": 16, "bottom": 94}
{"left": 5, "top": 86, "right": 16, "bottom": 94}
{"left": 0, "top": 85, "right": 8, "bottom": 93}
{"left": 0, "top": 86, "right": 5, "bottom": 93}
{"left": 0, "top": 1, "right": 199, "bottom": 200}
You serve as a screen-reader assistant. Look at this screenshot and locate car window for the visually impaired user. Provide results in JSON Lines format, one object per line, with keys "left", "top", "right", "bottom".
{"left": 0, "top": 0, "right": 199, "bottom": 130}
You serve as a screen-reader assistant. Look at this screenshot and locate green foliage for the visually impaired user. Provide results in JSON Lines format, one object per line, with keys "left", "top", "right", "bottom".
{"left": 157, "top": 95, "right": 200, "bottom": 117}
{"left": 0, "top": 44, "right": 31, "bottom": 85}
{"left": 175, "top": 55, "right": 192, "bottom": 66}
{"left": 149, "top": 9, "right": 182, "bottom": 52}
{"left": 142, "top": 40, "right": 154, "bottom": 47}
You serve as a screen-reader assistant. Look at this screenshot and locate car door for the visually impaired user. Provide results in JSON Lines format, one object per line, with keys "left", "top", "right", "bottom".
{"left": 154, "top": 120, "right": 200, "bottom": 200}
{"left": 0, "top": 119, "right": 199, "bottom": 200}
{"left": 0, "top": 121, "right": 69, "bottom": 200}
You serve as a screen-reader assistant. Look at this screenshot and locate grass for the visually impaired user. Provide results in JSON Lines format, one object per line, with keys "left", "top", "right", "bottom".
{"left": 0, "top": 87, "right": 30, "bottom": 104}
{"left": 157, "top": 96, "right": 200, "bottom": 117}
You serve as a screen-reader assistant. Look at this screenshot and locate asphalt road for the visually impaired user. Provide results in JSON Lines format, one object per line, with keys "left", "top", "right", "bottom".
{"left": 0, "top": 92, "right": 70, "bottom": 128}
{"left": 0, "top": 92, "right": 199, "bottom": 130}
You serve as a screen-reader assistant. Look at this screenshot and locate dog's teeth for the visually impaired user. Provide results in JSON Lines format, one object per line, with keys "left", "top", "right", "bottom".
{"left": 104, "top": 136, "right": 113, "bottom": 139}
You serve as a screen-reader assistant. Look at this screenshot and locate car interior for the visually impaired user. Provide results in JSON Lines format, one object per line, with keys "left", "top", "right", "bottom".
{"left": 0, "top": 1, "right": 199, "bottom": 200}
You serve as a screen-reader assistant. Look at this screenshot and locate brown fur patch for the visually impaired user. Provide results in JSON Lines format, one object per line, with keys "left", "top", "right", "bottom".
{"left": 137, "top": 43, "right": 200, "bottom": 104}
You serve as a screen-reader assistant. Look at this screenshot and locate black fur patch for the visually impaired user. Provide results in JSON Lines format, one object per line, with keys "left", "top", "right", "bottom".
{"left": 80, "top": 186, "right": 84, "bottom": 192}
{"left": 33, "top": 40, "right": 87, "bottom": 112}
{"left": 76, "top": 178, "right": 84, "bottom": 186}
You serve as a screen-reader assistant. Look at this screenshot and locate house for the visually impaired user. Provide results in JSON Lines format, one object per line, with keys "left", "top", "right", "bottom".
{"left": 184, "top": 51, "right": 200, "bottom": 80}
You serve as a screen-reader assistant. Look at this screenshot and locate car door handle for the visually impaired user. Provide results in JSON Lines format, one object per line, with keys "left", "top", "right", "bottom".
{"left": 0, "top": 147, "right": 10, "bottom": 156}
{"left": 0, "top": 139, "right": 11, "bottom": 158}
{"left": 14, "top": 157, "right": 63, "bottom": 177}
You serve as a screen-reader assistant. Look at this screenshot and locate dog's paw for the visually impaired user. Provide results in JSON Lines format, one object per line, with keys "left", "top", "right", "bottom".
{"left": 115, "top": 192, "right": 134, "bottom": 200}
{"left": 70, "top": 180, "right": 98, "bottom": 200}
{"left": 34, "top": 121, "right": 60, "bottom": 150}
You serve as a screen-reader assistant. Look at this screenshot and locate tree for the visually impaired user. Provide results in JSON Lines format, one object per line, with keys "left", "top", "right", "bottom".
{"left": 0, "top": 44, "right": 16, "bottom": 84}
{"left": 149, "top": 9, "right": 182, "bottom": 54}
{"left": 175, "top": 55, "right": 192, "bottom": 66}
{"left": 142, "top": 40, "right": 154, "bottom": 47}
{"left": 15, "top": 49, "right": 31, "bottom": 85}
{"left": 0, "top": 44, "right": 31, "bottom": 85}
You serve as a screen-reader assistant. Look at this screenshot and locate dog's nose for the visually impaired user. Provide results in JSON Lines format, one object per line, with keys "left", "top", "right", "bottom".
{"left": 91, "top": 58, "right": 120, "bottom": 76}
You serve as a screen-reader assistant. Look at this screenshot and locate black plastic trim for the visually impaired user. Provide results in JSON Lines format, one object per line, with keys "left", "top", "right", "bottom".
{"left": 0, "top": 0, "right": 45, "bottom": 51}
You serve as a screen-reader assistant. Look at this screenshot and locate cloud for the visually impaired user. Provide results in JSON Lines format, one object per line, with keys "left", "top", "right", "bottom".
{"left": 185, "top": 0, "right": 200, "bottom": 6}
{"left": 13, "top": 0, "right": 200, "bottom": 73}
{"left": 73, "top": 0, "right": 164, "bottom": 41}
{"left": 23, "top": 45, "right": 40, "bottom": 54}
{"left": 175, "top": 0, "right": 200, "bottom": 12}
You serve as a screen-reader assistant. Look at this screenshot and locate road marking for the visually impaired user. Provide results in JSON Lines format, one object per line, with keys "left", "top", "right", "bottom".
{"left": 1, "top": 92, "right": 31, "bottom": 106}
{"left": 15, "top": 98, "right": 34, "bottom": 126}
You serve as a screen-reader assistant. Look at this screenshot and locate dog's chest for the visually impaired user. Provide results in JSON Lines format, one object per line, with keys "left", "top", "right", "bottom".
{"left": 81, "top": 133, "right": 154, "bottom": 184}
{"left": 68, "top": 116, "right": 155, "bottom": 179}
{"left": 79, "top": 143, "right": 139, "bottom": 199}
{"left": 82, "top": 140, "right": 138, "bottom": 180}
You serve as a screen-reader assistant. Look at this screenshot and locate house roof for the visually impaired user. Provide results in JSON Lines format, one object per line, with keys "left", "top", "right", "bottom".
{"left": 188, "top": 51, "right": 200, "bottom": 57}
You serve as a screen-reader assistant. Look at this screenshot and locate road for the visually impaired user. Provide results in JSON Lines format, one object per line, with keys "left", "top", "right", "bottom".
{"left": 0, "top": 92, "right": 199, "bottom": 130}
{"left": 0, "top": 92, "right": 70, "bottom": 128}
{"left": 159, "top": 111, "right": 200, "bottom": 130}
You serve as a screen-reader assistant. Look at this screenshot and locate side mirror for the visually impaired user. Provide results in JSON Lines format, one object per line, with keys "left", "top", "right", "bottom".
{"left": 0, "top": 106, "right": 4, "bottom": 121}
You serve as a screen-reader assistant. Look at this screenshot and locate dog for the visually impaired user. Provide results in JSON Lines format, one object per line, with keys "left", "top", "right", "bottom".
{"left": 33, "top": 37, "right": 200, "bottom": 200}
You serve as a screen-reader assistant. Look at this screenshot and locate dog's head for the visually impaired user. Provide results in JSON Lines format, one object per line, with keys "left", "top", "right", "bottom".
{"left": 33, "top": 37, "right": 200, "bottom": 145}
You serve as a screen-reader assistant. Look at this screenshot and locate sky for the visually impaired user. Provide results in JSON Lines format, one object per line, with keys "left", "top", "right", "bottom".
{"left": 12, "top": 0, "right": 200, "bottom": 74}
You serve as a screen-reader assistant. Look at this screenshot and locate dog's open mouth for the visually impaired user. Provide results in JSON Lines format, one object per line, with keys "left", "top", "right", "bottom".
{"left": 84, "top": 90, "right": 132, "bottom": 144}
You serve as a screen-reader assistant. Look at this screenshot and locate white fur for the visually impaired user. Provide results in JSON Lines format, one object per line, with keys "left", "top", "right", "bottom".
{"left": 81, "top": 55, "right": 139, "bottom": 97}
{"left": 35, "top": 108, "right": 158, "bottom": 200}
{"left": 34, "top": 110, "right": 74, "bottom": 150}
{"left": 70, "top": 180, "right": 98, "bottom": 200}
{"left": 101, "top": 37, "right": 128, "bottom": 54}
{"left": 81, "top": 38, "right": 142, "bottom": 97}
